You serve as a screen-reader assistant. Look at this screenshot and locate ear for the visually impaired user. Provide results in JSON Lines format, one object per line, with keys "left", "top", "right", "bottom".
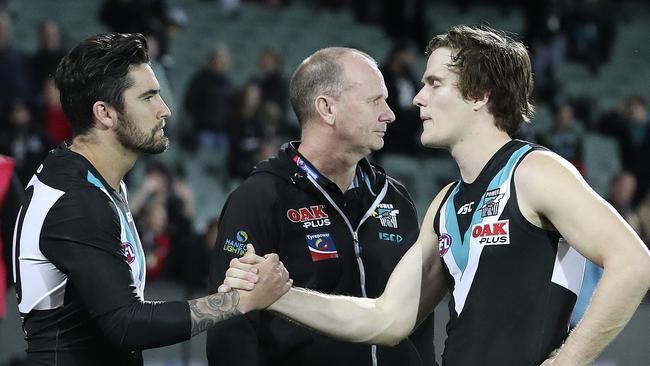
{"left": 314, "top": 95, "right": 336, "bottom": 126}
{"left": 91, "top": 101, "right": 118, "bottom": 129}
{"left": 472, "top": 93, "right": 489, "bottom": 112}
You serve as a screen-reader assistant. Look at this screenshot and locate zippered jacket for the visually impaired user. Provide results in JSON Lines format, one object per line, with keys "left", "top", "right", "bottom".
{"left": 207, "top": 142, "right": 435, "bottom": 366}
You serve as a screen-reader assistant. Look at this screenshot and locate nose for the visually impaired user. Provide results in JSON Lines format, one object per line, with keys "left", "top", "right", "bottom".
{"left": 158, "top": 95, "right": 172, "bottom": 119}
{"left": 413, "top": 86, "right": 426, "bottom": 107}
{"left": 381, "top": 100, "right": 396, "bottom": 124}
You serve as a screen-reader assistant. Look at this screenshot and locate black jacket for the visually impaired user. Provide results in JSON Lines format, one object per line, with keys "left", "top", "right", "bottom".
{"left": 207, "top": 142, "right": 435, "bottom": 366}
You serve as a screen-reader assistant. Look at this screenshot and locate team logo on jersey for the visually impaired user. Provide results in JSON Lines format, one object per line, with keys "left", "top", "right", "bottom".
{"left": 378, "top": 232, "right": 403, "bottom": 243}
{"left": 223, "top": 229, "right": 250, "bottom": 256}
{"left": 457, "top": 202, "right": 475, "bottom": 215}
{"left": 471, "top": 219, "right": 510, "bottom": 245}
{"left": 305, "top": 233, "right": 338, "bottom": 261}
{"left": 480, "top": 189, "right": 505, "bottom": 217}
{"left": 287, "top": 205, "right": 331, "bottom": 229}
{"left": 438, "top": 233, "right": 452, "bottom": 256}
{"left": 372, "top": 203, "right": 399, "bottom": 228}
{"left": 121, "top": 242, "right": 136, "bottom": 264}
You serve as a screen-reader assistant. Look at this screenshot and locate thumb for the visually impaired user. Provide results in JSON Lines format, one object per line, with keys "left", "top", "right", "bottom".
{"left": 246, "top": 244, "right": 256, "bottom": 256}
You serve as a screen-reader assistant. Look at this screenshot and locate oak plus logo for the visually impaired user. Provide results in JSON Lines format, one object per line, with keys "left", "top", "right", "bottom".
{"left": 471, "top": 219, "right": 510, "bottom": 245}
{"left": 287, "top": 205, "right": 331, "bottom": 229}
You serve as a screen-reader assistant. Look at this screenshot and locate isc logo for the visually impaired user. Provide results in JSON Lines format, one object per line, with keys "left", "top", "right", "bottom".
{"left": 378, "top": 232, "right": 403, "bottom": 243}
{"left": 471, "top": 219, "right": 510, "bottom": 245}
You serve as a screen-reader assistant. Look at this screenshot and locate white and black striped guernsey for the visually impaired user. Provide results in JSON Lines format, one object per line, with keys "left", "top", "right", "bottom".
{"left": 433, "top": 140, "right": 586, "bottom": 366}
{"left": 10, "top": 146, "right": 193, "bottom": 366}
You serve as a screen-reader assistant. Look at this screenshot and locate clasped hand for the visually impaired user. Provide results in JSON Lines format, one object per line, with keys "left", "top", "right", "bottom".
{"left": 218, "top": 245, "right": 292, "bottom": 312}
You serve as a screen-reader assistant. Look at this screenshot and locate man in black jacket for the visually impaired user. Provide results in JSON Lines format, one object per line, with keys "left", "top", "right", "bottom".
{"left": 207, "top": 47, "right": 435, "bottom": 366}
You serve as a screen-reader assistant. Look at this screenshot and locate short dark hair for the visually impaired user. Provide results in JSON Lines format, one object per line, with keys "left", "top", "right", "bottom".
{"left": 289, "top": 47, "right": 376, "bottom": 127}
{"left": 54, "top": 33, "right": 149, "bottom": 137}
{"left": 426, "top": 25, "right": 534, "bottom": 135}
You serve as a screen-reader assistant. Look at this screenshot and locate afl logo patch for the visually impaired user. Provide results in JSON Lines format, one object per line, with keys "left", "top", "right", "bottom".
{"left": 121, "top": 242, "right": 136, "bottom": 264}
{"left": 438, "top": 233, "right": 452, "bottom": 257}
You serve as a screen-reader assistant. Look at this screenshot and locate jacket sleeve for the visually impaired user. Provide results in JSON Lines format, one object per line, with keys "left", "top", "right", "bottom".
{"left": 206, "top": 175, "right": 279, "bottom": 365}
{"left": 40, "top": 188, "right": 191, "bottom": 350}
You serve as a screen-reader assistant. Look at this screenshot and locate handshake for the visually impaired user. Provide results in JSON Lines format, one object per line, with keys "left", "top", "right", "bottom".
{"left": 217, "top": 244, "right": 292, "bottom": 313}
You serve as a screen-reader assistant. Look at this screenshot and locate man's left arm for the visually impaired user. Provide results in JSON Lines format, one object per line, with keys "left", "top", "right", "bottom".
{"left": 515, "top": 151, "right": 650, "bottom": 366}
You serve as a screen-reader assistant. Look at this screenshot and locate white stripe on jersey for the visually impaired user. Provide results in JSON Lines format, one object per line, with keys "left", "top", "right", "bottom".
{"left": 14, "top": 177, "right": 67, "bottom": 314}
{"left": 551, "top": 239, "right": 586, "bottom": 296}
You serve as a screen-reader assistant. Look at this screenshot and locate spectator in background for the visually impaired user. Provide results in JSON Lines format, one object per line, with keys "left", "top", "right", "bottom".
{"left": 623, "top": 97, "right": 650, "bottom": 202}
{"left": 537, "top": 102, "right": 585, "bottom": 174}
{"left": 257, "top": 47, "right": 288, "bottom": 116}
{"left": 227, "top": 80, "right": 265, "bottom": 181}
{"left": 600, "top": 96, "right": 650, "bottom": 203}
{"left": 145, "top": 33, "right": 177, "bottom": 140}
{"left": 380, "top": 0, "right": 428, "bottom": 49}
{"left": 184, "top": 44, "right": 233, "bottom": 152}
{"left": 31, "top": 20, "right": 66, "bottom": 98}
{"left": 637, "top": 195, "right": 650, "bottom": 247}
{"left": 0, "top": 12, "right": 33, "bottom": 123}
{"left": 130, "top": 161, "right": 196, "bottom": 283}
{"left": 564, "top": 0, "right": 616, "bottom": 75}
{"left": 608, "top": 171, "right": 641, "bottom": 233}
{"left": 40, "top": 78, "right": 72, "bottom": 145}
{"left": 0, "top": 100, "right": 52, "bottom": 185}
{"left": 523, "top": 0, "right": 567, "bottom": 105}
{"left": 0, "top": 154, "right": 20, "bottom": 326}
{"left": 183, "top": 217, "right": 220, "bottom": 292}
{"left": 137, "top": 201, "right": 170, "bottom": 281}
{"left": 379, "top": 41, "right": 422, "bottom": 156}
{"left": 100, "top": 0, "right": 168, "bottom": 35}
{"left": 99, "top": 0, "right": 184, "bottom": 68}
{"left": 0, "top": 154, "right": 21, "bottom": 295}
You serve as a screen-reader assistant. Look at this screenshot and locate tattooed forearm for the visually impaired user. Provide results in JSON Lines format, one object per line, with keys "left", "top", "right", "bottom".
{"left": 188, "top": 291, "right": 242, "bottom": 336}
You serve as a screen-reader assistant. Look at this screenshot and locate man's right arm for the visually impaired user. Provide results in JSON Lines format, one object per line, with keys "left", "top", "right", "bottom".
{"left": 226, "top": 183, "right": 454, "bottom": 346}
{"left": 41, "top": 189, "right": 287, "bottom": 350}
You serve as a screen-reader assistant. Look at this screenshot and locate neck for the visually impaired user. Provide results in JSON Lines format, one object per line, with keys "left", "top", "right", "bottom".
{"left": 450, "top": 126, "right": 511, "bottom": 184}
{"left": 70, "top": 134, "right": 137, "bottom": 191}
{"left": 298, "top": 134, "right": 361, "bottom": 193}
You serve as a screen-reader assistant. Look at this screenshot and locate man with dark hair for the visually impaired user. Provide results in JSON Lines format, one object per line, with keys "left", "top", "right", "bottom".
{"left": 207, "top": 47, "right": 435, "bottom": 366}
{"left": 12, "top": 32, "right": 290, "bottom": 366}
{"left": 223, "top": 25, "right": 650, "bottom": 365}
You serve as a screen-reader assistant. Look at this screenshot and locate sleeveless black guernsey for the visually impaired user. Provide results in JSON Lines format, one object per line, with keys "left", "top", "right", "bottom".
{"left": 434, "top": 140, "right": 586, "bottom": 366}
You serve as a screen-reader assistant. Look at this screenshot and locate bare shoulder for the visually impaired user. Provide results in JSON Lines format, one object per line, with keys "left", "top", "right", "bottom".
{"left": 515, "top": 150, "right": 588, "bottom": 204}
{"left": 513, "top": 149, "right": 593, "bottom": 228}
{"left": 515, "top": 150, "right": 581, "bottom": 187}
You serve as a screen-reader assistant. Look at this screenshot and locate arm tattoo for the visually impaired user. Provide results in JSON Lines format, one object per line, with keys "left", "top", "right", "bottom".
{"left": 188, "top": 291, "right": 242, "bottom": 336}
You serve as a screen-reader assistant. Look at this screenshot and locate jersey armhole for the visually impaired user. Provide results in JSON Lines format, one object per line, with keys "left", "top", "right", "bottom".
{"left": 433, "top": 182, "right": 459, "bottom": 236}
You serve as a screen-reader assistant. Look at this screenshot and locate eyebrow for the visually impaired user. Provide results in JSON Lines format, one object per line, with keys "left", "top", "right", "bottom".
{"left": 422, "top": 75, "right": 442, "bottom": 85}
{"left": 138, "top": 89, "right": 160, "bottom": 99}
{"left": 367, "top": 93, "right": 387, "bottom": 103}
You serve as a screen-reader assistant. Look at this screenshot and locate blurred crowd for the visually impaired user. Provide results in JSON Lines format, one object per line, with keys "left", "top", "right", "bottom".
{"left": 0, "top": 0, "right": 648, "bottom": 304}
